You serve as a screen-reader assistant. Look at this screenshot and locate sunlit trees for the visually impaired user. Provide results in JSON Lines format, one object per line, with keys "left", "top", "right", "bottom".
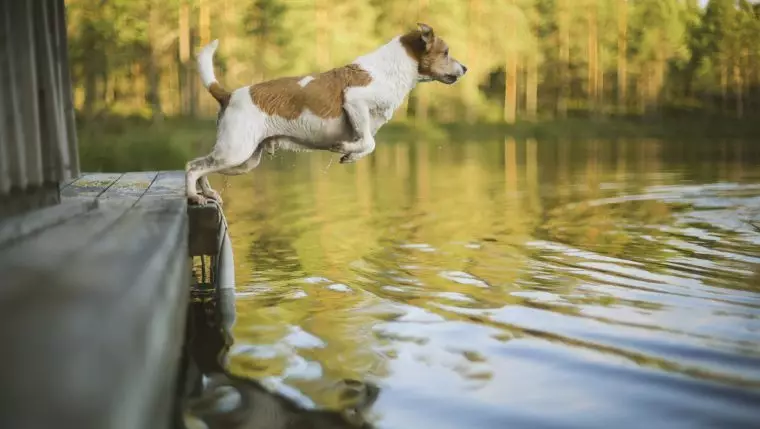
{"left": 65, "top": 0, "right": 760, "bottom": 122}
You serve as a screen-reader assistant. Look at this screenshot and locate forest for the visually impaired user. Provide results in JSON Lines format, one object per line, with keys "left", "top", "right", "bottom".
{"left": 64, "top": 0, "right": 760, "bottom": 125}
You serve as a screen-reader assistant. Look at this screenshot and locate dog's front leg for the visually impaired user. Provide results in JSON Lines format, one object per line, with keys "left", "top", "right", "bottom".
{"left": 331, "top": 93, "right": 375, "bottom": 164}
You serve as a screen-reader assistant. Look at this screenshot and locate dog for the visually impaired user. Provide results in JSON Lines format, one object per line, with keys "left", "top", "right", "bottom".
{"left": 185, "top": 23, "right": 467, "bottom": 205}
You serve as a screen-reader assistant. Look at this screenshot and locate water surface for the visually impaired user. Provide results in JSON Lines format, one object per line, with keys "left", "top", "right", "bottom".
{"left": 217, "top": 137, "right": 760, "bottom": 429}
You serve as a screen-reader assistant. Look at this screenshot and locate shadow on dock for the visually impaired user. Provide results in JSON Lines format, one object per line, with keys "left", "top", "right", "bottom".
{"left": 177, "top": 202, "right": 381, "bottom": 429}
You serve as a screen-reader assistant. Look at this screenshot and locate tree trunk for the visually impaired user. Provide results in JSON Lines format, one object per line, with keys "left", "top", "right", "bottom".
{"left": 588, "top": 3, "right": 598, "bottom": 115}
{"left": 557, "top": 0, "right": 569, "bottom": 118}
{"left": 504, "top": 53, "right": 518, "bottom": 123}
{"left": 133, "top": 62, "right": 145, "bottom": 111}
{"left": 221, "top": 0, "right": 231, "bottom": 86}
{"left": 199, "top": 1, "right": 210, "bottom": 45}
{"left": 315, "top": 0, "right": 331, "bottom": 70}
{"left": 526, "top": 56, "right": 538, "bottom": 120}
{"left": 734, "top": 59, "right": 743, "bottom": 118}
{"left": 189, "top": 27, "right": 198, "bottom": 118}
{"left": 415, "top": 0, "right": 430, "bottom": 123}
{"left": 199, "top": 0, "right": 211, "bottom": 115}
{"left": 654, "top": 52, "right": 665, "bottom": 117}
{"left": 147, "top": 0, "right": 163, "bottom": 122}
{"left": 465, "top": 0, "right": 482, "bottom": 123}
{"left": 598, "top": 61, "right": 604, "bottom": 116}
{"left": 637, "top": 66, "right": 646, "bottom": 116}
{"left": 101, "top": 67, "right": 110, "bottom": 108}
{"left": 720, "top": 60, "right": 728, "bottom": 115}
{"left": 83, "top": 71, "right": 97, "bottom": 118}
{"left": 82, "top": 21, "right": 99, "bottom": 118}
{"left": 617, "top": 0, "right": 627, "bottom": 113}
{"left": 179, "top": 1, "right": 190, "bottom": 116}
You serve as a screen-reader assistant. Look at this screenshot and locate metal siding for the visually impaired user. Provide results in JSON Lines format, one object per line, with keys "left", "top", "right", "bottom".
{"left": 0, "top": 0, "right": 80, "bottom": 208}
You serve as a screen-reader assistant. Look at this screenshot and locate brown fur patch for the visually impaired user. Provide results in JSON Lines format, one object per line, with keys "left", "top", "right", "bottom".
{"left": 208, "top": 82, "right": 231, "bottom": 107}
{"left": 400, "top": 30, "right": 427, "bottom": 63}
{"left": 249, "top": 65, "right": 372, "bottom": 120}
{"left": 399, "top": 29, "right": 451, "bottom": 79}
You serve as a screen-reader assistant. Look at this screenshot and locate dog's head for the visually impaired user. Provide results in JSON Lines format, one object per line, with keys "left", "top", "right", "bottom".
{"left": 401, "top": 23, "right": 467, "bottom": 85}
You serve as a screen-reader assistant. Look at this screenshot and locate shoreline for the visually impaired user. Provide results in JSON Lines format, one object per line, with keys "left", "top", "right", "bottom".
{"left": 76, "top": 115, "right": 760, "bottom": 172}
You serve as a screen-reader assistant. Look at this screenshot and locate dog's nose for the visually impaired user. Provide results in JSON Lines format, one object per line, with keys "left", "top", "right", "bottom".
{"left": 462, "top": 65, "right": 468, "bottom": 74}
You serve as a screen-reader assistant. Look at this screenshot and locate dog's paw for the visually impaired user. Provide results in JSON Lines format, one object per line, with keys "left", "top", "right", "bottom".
{"left": 203, "top": 190, "right": 224, "bottom": 205}
{"left": 339, "top": 153, "right": 358, "bottom": 164}
{"left": 188, "top": 194, "right": 208, "bottom": 206}
{"left": 264, "top": 140, "right": 278, "bottom": 155}
{"left": 330, "top": 141, "right": 354, "bottom": 154}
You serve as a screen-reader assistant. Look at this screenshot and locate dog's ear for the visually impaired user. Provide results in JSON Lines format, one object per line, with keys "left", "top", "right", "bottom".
{"left": 417, "top": 22, "right": 435, "bottom": 48}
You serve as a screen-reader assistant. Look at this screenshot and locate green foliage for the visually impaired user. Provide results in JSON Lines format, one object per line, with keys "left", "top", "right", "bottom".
{"left": 65, "top": 0, "right": 760, "bottom": 123}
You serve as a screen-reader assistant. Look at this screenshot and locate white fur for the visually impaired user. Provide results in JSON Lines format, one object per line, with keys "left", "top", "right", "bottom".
{"left": 352, "top": 37, "right": 420, "bottom": 119}
{"left": 211, "top": 87, "right": 263, "bottom": 165}
{"left": 297, "top": 76, "right": 314, "bottom": 87}
{"left": 197, "top": 39, "right": 220, "bottom": 88}
{"left": 186, "top": 33, "right": 465, "bottom": 204}
{"left": 220, "top": 36, "right": 420, "bottom": 158}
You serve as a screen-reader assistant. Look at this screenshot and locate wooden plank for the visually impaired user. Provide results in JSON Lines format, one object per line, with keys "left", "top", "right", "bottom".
{"left": 0, "top": 199, "right": 94, "bottom": 249}
{"left": 188, "top": 202, "right": 222, "bottom": 256}
{"left": 98, "top": 171, "right": 158, "bottom": 202}
{"left": 61, "top": 172, "right": 123, "bottom": 199}
{"left": 143, "top": 171, "right": 186, "bottom": 199}
{"left": 58, "top": 173, "right": 81, "bottom": 191}
{"left": 0, "top": 182, "right": 62, "bottom": 220}
{"left": 0, "top": 170, "right": 189, "bottom": 429}
{"left": 2, "top": 171, "right": 159, "bottom": 246}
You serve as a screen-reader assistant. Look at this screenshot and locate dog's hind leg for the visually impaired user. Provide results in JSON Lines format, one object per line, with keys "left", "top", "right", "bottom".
{"left": 186, "top": 149, "right": 255, "bottom": 205}
{"left": 196, "top": 144, "right": 268, "bottom": 204}
{"left": 197, "top": 175, "right": 223, "bottom": 204}
{"left": 219, "top": 145, "right": 265, "bottom": 176}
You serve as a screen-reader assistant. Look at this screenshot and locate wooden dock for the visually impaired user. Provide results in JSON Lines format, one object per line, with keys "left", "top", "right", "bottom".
{"left": 0, "top": 171, "right": 236, "bottom": 429}
{"left": 0, "top": 0, "right": 248, "bottom": 426}
{"left": 0, "top": 0, "right": 249, "bottom": 426}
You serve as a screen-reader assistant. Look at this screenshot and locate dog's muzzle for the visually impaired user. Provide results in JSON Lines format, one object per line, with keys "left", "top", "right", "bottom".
{"left": 441, "top": 63, "right": 468, "bottom": 84}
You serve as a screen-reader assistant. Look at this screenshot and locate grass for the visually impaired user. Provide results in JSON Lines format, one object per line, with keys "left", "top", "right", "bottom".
{"left": 77, "top": 115, "right": 216, "bottom": 172}
{"left": 76, "top": 113, "right": 760, "bottom": 172}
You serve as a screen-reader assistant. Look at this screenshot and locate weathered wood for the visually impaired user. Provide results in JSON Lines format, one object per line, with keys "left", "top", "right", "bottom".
{"left": 99, "top": 171, "right": 159, "bottom": 202}
{"left": 0, "top": 197, "right": 93, "bottom": 249}
{"left": 188, "top": 202, "right": 223, "bottom": 256}
{"left": 0, "top": 0, "right": 79, "bottom": 216}
{"left": 0, "top": 171, "right": 189, "bottom": 429}
{"left": 60, "top": 172, "right": 123, "bottom": 199}
{"left": 0, "top": 182, "right": 63, "bottom": 220}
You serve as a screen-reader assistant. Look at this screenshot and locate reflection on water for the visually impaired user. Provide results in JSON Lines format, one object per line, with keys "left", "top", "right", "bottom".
{"left": 216, "top": 138, "right": 760, "bottom": 428}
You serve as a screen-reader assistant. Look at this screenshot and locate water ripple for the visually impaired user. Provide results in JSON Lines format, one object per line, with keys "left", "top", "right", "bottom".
{"left": 222, "top": 138, "right": 760, "bottom": 428}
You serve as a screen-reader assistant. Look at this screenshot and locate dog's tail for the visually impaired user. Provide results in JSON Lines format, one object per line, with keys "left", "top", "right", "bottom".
{"left": 197, "top": 39, "right": 231, "bottom": 107}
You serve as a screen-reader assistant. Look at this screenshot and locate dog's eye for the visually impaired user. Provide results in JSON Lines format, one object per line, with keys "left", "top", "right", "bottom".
{"left": 444, "top": 48, "right": 449, "bottom": 56}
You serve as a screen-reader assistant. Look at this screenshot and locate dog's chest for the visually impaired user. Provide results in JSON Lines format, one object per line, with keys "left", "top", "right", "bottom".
{"left": 365, "top": 89, "right": 404, "bottom": 131}
{"left": 369, "top": 104, "right": 393, "bottom": 124}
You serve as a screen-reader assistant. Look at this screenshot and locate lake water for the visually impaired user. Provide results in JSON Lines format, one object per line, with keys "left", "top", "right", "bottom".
{"left": 216, "top": 137, "right": 760, "bottom": 429}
